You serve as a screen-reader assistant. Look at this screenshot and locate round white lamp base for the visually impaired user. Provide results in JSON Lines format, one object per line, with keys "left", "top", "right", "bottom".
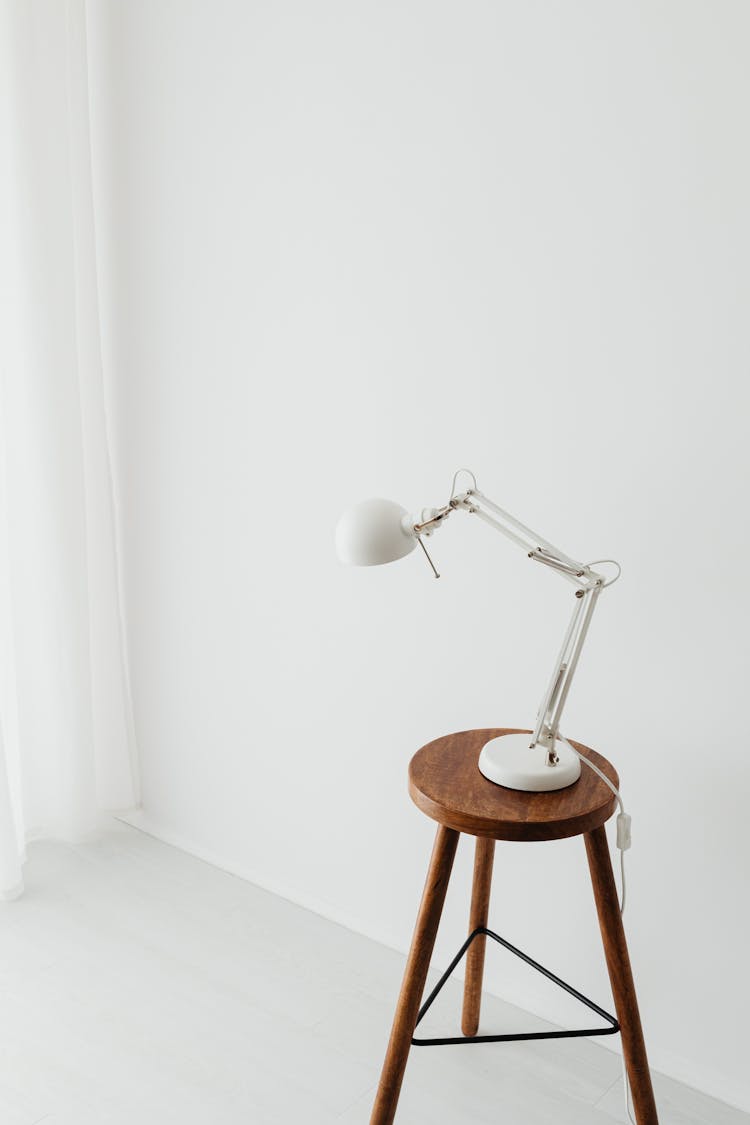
{"left": 478, "top": 732, "right": 581, "bottom": 792}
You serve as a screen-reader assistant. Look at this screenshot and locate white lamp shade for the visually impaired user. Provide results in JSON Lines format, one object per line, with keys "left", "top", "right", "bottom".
{"left": 335, "top": 498, "right": 416, "bottom": 566}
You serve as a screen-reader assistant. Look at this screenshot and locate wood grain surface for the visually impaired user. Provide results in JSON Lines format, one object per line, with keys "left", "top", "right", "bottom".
{"left": 408, "top": 728, "right": 619, "bottom": 841}
{"left": 461, "top": 836, "right": 495, "bottom": 1036}
{"left": 586, "top": 826, "right": 659, "bottom": 1123}
{"left": 369, "top": 825, "right": 459, "bottom": 1125}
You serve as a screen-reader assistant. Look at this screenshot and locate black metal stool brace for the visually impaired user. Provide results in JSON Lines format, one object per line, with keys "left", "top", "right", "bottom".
{"left": 411, "top": 925, "right": 619, "bottom": 1047}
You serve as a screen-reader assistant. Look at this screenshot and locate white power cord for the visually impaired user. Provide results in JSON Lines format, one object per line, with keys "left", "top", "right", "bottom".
{"left": 564, "top": 739, "right": 638, "bottom": 1125}
{"left": 564, "top": 740, "right": 630, "bottom": 914}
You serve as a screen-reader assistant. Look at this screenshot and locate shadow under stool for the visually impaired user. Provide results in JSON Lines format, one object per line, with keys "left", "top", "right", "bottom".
{"left": 369, "top": 727, "right": 658, "bottom": 1125}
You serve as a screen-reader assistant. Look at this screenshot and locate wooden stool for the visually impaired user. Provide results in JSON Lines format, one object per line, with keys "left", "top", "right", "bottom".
{"left": 370, "top": 728, "right": 658, "bottom": 1125}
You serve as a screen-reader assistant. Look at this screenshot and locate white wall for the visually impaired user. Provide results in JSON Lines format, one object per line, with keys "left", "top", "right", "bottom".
{"left": 87, "top": 0, "right": 750, "bottom": 1111}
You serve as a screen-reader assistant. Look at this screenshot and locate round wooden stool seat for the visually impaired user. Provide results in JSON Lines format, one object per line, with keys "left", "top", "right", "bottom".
{"left": 408, "top": 727, "right": 619, "bottom": 842}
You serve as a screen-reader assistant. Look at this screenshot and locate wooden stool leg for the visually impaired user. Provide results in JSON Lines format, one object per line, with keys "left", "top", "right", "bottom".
{"left": 585, "top": 826, "right": 659, "bottom": 1125}
{"left": 461, "top": 836, "right": 495, "bottom": 1036}
{"left": 370, "top": 825, "right": 460, "bottom": 1125}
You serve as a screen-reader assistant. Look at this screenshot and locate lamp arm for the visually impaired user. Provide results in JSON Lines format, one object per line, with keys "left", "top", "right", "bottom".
{"left": 531, "top": 582, "right": 602, "bottom": 757}
{"left": 413, "top": 485, "right": 615, "bottom": 762}
{"left": 467, "top": 490, "right": 601, "bottom": 586}
{"left": 470, "top": 490, "right": 587, "bottom": 573}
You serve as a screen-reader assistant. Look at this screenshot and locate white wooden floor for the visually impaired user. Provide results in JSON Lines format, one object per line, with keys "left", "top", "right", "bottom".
{"left": 0, "top": 822, "right": 746, "bottom": 1125}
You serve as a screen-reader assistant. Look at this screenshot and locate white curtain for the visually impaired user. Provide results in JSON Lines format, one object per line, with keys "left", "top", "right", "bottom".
{"left": 0, "top": 0, "right": 138, "bottom": 898}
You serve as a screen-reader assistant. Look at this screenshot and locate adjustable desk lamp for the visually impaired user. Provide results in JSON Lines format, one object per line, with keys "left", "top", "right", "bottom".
{"left": 336, "top": 469, "right": 621, "bottom": 793}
